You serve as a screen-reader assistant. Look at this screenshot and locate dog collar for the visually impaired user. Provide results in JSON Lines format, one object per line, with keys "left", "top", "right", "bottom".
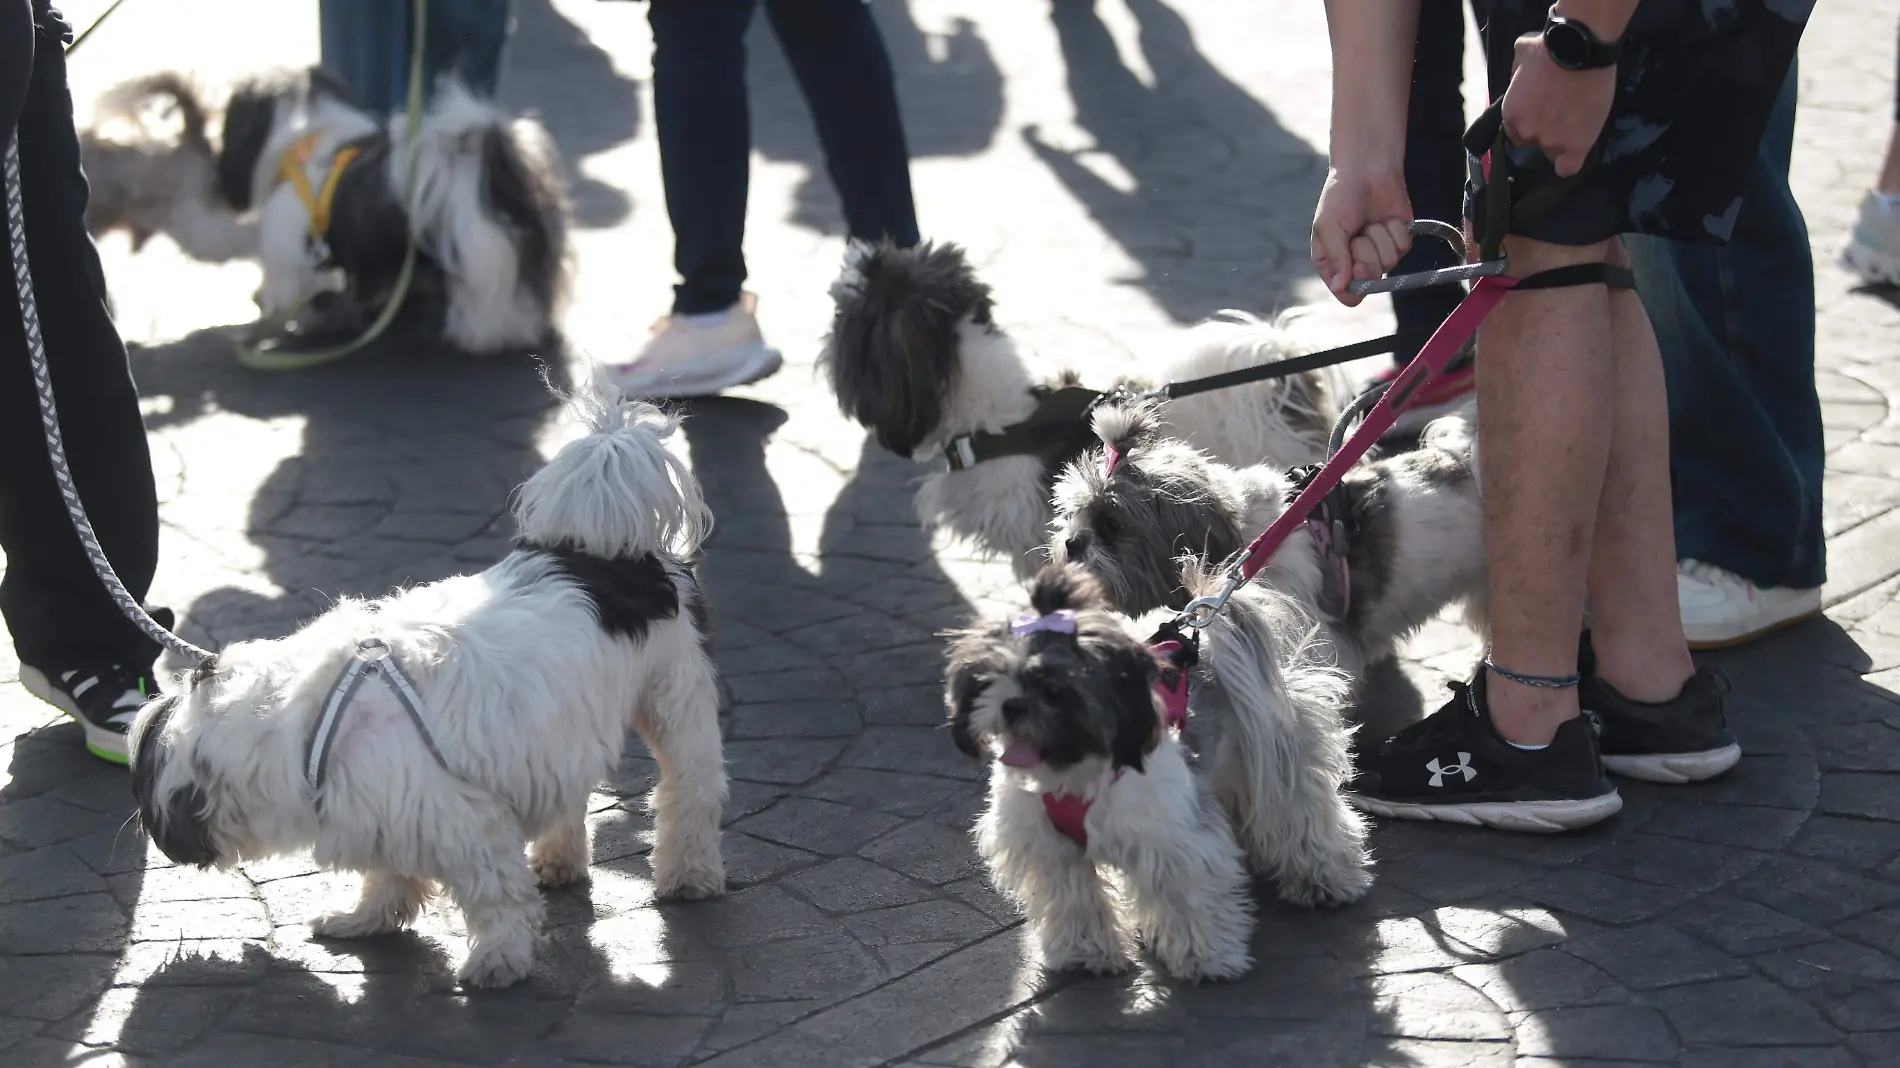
{"left": 275, "top": 132, "right": 362, "bottom": 245}
{"left": 306, "top": 638, "right": 451, "bottom": 792}
{"left": 941, "top": 385, "right": 1105, "bottom": 474}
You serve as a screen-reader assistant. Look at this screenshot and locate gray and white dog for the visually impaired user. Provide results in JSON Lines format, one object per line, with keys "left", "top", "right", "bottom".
{"left": 1052, "top": 400, "right": 1488, "bottom": 680}
{"left": 822, "top": 240, "right": 1339, "bottom": 577}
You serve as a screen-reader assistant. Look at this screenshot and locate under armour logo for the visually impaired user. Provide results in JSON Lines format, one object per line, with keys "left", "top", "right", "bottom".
{"left": 1426, "top": 752, "right": 1477, "bottom": 788}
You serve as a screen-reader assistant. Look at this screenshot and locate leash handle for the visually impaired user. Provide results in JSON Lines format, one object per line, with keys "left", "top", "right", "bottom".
{"left": 1346, "top": 219, "right": 1506, "bottom": 297}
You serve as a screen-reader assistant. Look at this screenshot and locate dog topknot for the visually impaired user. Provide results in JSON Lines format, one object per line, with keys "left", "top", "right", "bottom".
{"left": 1027, "top": 563, "right": 1107, "bottom": 619}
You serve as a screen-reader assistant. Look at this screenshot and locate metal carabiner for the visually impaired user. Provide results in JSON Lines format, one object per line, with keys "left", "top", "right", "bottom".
{"left": 1179, "top": 568, "right": 1247, "bottom": 631}
{"left": 1346, "top": 220, "right": 1508, "bottom": 296}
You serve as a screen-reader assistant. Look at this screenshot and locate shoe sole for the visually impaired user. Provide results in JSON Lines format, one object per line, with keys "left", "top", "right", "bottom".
{"left": 17, "top": 665, "right": 131, "bottom": 765}
{"left": 1602, "top": 742, "right": 1741, "bottom": 784}
{"left": 1349, "top": 789, "right": 1622, "bottom": 834}
{"left": 1684, "top": 605, "right": 1823, "bottom": 651}
{"left": 612, "top": 346, "right": 784, "bottom": 399}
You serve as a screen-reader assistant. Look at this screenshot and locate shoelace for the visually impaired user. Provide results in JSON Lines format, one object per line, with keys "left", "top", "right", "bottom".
{"left": 62, "top": 665, "right": 152, "bottom": 724}
{"left": 1380, "top": 682, "right": 1477, "bottom": 752}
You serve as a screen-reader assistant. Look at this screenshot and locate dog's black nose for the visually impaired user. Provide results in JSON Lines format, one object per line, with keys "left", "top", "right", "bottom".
{"left": 1001, "top": 697, "right": 1029, "bottom": 723}
{"left": 1064, "top": 532, "right": 1092, "bottom": 562}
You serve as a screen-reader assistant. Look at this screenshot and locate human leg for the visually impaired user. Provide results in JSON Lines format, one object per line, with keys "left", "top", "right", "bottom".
{"left": 1842, "top": 19, "right": 1900, "bottom": 284}
{"left": 423, "top": 0, "right": 515, "bottom": 99}
{"left": 762, "top": 0, "right": 919, "bottom": 248}
{"left": 319, "top": 0, "right": 409, "bottom": 112}
{"left": 2, "top": 8, "right": 165, "bottom": 761}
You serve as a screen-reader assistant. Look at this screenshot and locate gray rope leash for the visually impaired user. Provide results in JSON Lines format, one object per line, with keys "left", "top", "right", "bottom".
{"left": 6, "top": 132, "right": 212, "bottom": 665}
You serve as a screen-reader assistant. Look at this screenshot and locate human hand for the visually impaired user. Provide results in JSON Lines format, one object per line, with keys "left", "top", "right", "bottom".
{"left": 1310, "top": 167, "right": 1413, "bottom": 308}
{"left": 1501, "top": 33, "right": 1616, "bottom": 178}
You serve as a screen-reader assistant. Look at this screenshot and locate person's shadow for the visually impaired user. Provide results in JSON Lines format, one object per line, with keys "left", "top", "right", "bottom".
{"left": 1033, "top": 0, "right": 1328, "bottom": 324}
{"left": 500, "top": 0, "right": 644, "bottom": 229}
{"left": 747, "top": 0, "right": 1005, "bottom": 239}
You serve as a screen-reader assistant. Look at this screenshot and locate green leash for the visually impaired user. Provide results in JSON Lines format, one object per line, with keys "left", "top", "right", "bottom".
{"left": 237, "top": 0, "right": 430, "bottom": 371}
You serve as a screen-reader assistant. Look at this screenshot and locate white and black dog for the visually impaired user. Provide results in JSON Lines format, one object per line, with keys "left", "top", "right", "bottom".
{"left": 945, "top": 564, "right": 1370, "bottom": 982}
{"left": 822, "top": 240, "right": 1339, "bottom": 577}
{"left": 1052, "top": 400, "right": 1487, "bottom": 680}
{"left": 85, "top": 68, "right": 569, "bottom": 354}
{"left": 129, "top": 386, "right": 726, "bottom": 989}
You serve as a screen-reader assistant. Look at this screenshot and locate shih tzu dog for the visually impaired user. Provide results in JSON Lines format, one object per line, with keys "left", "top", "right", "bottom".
{"left": 1052, "top": 399, "right": 1487, "bottom": 679}
{"left": 129, "top": 385, "right": 726, "bottom": 988}
{"left": 79, "top": 72, "right": 257, "bottom": 261}
{"left": 944, "top": 563, "right": 1370, "bottom": 982}
{"left": 83, "top": 68, "right": 569, "bottom": 355}
{"left": 822, "top": 239, "right": 1338, "bottom": 577}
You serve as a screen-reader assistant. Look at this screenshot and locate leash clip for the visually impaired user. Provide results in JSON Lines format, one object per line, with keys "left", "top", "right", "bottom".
{"left": 1346, "top": 220, "right": 1507, "bottom": 296}
{"left": 1179, "top": 568, "right": 1246, "bottom": 631}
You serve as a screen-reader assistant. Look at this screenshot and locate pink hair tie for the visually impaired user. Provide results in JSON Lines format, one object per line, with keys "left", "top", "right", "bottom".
{"left": 1011, "top": 609, "right": 1077, "bottom": 636}
{"left": 1103, "top": 445, "right": 1123, "bottom": 476}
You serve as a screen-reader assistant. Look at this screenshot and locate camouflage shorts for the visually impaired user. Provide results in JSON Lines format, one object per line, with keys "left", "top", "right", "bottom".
{"left": 1465, "top": 0, "right": 1814, "bottom": 246}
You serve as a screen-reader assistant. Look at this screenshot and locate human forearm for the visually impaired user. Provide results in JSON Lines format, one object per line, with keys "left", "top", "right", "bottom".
{"left": 1322, "top": 0, "right": 1421, "bottom": 173}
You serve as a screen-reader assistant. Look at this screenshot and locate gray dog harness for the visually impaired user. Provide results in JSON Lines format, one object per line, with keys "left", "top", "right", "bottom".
{"left": 305, "top": 638, "right": 451, "bottom": 790}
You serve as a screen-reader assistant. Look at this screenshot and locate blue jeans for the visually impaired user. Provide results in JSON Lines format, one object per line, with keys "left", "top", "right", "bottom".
{"left": 318, "top": 0, "right": 512, "bottom": 113}
{"left": 1625, "top": 65, "right": 1825, "bottom": 590}
{"left": 648, "top": 0, "right": 919, "bottom": 314}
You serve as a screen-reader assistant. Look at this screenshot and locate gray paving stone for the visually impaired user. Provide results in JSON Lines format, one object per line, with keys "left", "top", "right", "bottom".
{"left": 732, "top": 797, "right": 905, "bottom": 856}
{"left": 730, "top": 932, "right": 883, "bottom": 1004}
{"left": 723, "top": 738, "right": 848, "bottom": 786}
{"left": 1791, "top": 814, "right": 1900, "bottom": 871}
{"left": 1513, "top": 1004, "right": 1678, "bottom": 1062}
{"left": 545, "top": 1012, "right": 710, "bottom": 1066}
{"left": 128, "top": 895, "right": 270, "bottom": 943}
{"left": 0, "top": 845, "right": 107, "bottom": 905}
{"left": 0, "top": 953, "right": 117, "bottom": 1021}
{"left": 844, "top": 726, "right": 984, "bottom": 781}
{"left": 843, "top": 899, "right": 1000, "bottom": 947}
{"left": 784, "top": 858, "right": 933, "bottom": 914}
{"left": 1639, "top": 802, "right": 1810, "bottom": 852}
{"left": 1451, "top": 950, "right": 1629, "bottom": 1014}
{"left": 859, "top": 818, "right": 983, "bottom": 885}
{"left": 1581, "top": 834, "right": 1771, "bottom": 893}
{"left": 0, "top": 892, "right": 127, "bottom": 953}
{"left": 49, "top": 984, "right": 242, "bottom": 1054}
{"left": 727, "top": 701, "right": 864, "bottom": 739}
{"left": 1731, "top": 855, "right": 1900, "bottom": 927}
{"left": 1670, "top": 892, "right": 1830, "bottom": 956}
{"left": 1180, "top": 1018, "right": 1368, "bottom": 1068}
{"left": 1369, "top": 972, "right": 1510, "bottom": 1042}
{"left": 1517, "top": 869, "right": 1700, "bottom": 926}
{"left": 1372, "top": 848, "right": 1542, "bottom": 905}
{"left": 1653, "top": 977, "right": 1841, "bottom": 1047}
{"left": 1564, "top": 923, "right": 1753, "bottom": 991}
{"left": 1820, "top": 772, "right": 1900, "bottom": 822}
{"left": 1679, "top": 1048, "right": 1860, "bottom": 1068}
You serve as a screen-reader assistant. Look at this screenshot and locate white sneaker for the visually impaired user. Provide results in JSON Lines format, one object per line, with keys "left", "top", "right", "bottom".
{"left": 1840, "top": 192, "right": 1900, "bottom": 287}
{"left": 1677, "top": 559, "right": 1822, "bottom": 650}
{"left": 606, "top": 292, "right": 783, "bottom": 398}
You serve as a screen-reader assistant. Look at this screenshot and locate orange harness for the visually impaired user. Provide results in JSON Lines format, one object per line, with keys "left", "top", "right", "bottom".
{"left": 275, "top": 132, "right": 361, "bottom": 243}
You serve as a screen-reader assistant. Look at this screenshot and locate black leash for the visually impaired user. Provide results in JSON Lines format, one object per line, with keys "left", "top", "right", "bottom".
{"left": 65, "top": 0, "right": 135, "bottom": 53}
{"left": 1155, "top": 329, "right": 1428, "bottom": 401}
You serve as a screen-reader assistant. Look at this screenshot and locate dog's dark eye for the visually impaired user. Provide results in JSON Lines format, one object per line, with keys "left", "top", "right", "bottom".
{"left": 1094, "top": 514, "right": 1122, "bottom": 545}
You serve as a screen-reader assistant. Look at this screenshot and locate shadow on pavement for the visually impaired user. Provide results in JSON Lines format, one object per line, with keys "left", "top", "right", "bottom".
{"left": 1034, "top": 0, "right": 1326, "bottom": 323}
{"left": 502, "top": 0, "right": 644, "bottom": 229}
{"left": 750, "top": 0, "right": 1005, "bottom": 239}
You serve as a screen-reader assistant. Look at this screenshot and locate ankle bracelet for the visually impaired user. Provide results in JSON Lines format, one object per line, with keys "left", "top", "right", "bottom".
{"left": 1483, "top": 658, "right": 1581, "bottom": 690}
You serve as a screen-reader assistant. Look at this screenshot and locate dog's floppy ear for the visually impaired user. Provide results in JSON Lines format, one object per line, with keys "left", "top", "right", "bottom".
{"left": 1104, "top": 643, "right": 1162, "bottom": 773}
{"left": 823, "top": 239, "right": 993, "bottom": 457}
{"left": 216, "top": 77, "right": 281, "bottom": 211}
{"left": 943, "top": 641, "right": 989, "bottom": 760}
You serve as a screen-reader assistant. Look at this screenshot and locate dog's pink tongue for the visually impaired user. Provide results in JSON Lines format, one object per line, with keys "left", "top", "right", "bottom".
{"left": 999, "top": 741, "right": 1043, "bottom": 768}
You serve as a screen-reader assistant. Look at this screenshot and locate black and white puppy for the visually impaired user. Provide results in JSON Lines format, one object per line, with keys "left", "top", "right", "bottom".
{"left": 944, "top": 564, "right": 1370, "bottom": 982}
{"left": 822, "top": 240, "right": 1338, "bottom": 577}
{"left": 1052, "top": 400, "right": 1487, "bottom": 677}
{"left": 86, "top": 67, "right": 569, "bottom": 354}
{"left": 129, "top": 385, "right": 725, "bottom": 989}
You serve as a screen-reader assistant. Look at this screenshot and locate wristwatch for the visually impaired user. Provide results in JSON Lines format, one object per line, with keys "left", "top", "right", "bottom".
{"left": 1543, "top": 7, "right": 1624, "bottom": 71}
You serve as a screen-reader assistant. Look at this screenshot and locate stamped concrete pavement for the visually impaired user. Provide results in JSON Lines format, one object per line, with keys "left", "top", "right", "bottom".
{"left": 5, "top": 1, "right": 1900, "bottom": 1065}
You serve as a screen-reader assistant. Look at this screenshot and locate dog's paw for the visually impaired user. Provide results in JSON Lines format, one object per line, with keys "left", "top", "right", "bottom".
{"left": 311, "top": 908, "right": 404, "bottom": 940}
{"left": 531, "top": 854, "right": 589, "bottom": 890}
{"left": 1163, "top": 948, "right": 1252, "bottom": 984}
{"left": 1048, "top": 948, "right": 1133, "bottom": 977}
{"left": 1277, "top": 863, "right": 1373, "bottom": 908}
{"left": 653, "top": 865, "right": 727, "bottom": 901}
{"left": 458, "top": 940, "right": 536, "bottom": 989}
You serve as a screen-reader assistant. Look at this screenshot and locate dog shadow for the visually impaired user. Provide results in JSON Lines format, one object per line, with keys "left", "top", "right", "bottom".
{"left": 748, "top": 0, "right": 1005, "bottom": 240}
{"left": 500, "top": 0, "right": 642, "bottom": 229}
{"left": 1033, "top": 0, "right": 1328, "bottom": 324}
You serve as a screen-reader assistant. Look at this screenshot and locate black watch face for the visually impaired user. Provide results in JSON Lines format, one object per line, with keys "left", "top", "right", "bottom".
{"left": 1546, "top": 21, "right": 1589, "bottom": 68}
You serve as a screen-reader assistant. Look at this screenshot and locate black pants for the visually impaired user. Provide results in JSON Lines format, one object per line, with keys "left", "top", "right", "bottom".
{"left": 1, "top": 3, "right": 162, "bottom": 672}
{"left": 647, "top": 0, "right": 920, "bottom": 315}
{"left": 1391, "top": 0, "right": 1470, "bottom": 366}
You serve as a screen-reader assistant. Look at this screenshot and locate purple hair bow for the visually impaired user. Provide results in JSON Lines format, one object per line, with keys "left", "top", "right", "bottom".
{"left": 1011, "top": 609, "right": 1077, "bottom": 636}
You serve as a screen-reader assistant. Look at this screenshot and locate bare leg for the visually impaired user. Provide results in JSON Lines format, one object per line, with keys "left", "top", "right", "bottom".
{"left": 1585, "top": 241, "right": 1697, "bottom": 702}
{"left": 1476, "top": 235, "right": 1615, "bottom": 745}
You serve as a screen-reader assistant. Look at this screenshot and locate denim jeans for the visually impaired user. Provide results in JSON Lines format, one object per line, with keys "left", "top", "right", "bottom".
{"left": 1391, "top": 0, "right": 1471, "bottom": 365}
{"left": 1625, "top": 65, "right": 1824, "bottom": 590}
{"left": 318, "top": 0, "right": 513, "bottom": 114}
{"left": 648, "top": 0, "right": 919, "bottom": 314}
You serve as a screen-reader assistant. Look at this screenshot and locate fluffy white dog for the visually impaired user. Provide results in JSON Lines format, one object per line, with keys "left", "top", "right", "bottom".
{"left": 944, "top": 564, "right": 1370, "bottom": 983}
{"left": 129, "top": 386, "right": 726, "bottom": 988}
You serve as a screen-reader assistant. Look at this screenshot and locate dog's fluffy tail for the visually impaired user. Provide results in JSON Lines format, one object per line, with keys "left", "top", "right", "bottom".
{"left": 95, "top": 72, "right": 213, "bottom": 159}
{"left": 1190, "top": 562, "right": 1371, "bottom": 906}
{"left": 514, "top": 379, "right": 712, "bottom": 560}
{"left": 1158, "top": 311, "right": 1338, "bottom": 469}
{"left": 397, "top": 79, "right": 570, "bottom": 353}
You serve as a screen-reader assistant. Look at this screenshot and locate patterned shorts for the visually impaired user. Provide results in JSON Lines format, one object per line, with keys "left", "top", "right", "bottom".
{"left": 1465, "top": 0, "right": 1813, "bottom": 246}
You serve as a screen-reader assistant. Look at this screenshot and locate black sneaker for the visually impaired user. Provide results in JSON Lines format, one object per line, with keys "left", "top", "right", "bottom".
{"left": 17, "top": 608, "right": 172, "bottom": 765}
{"left": 1578, "top": 630, "right": 1741, "bottom": 784}
{"left": 1348, "top": 671, "right": 1622, "bottom": 833}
